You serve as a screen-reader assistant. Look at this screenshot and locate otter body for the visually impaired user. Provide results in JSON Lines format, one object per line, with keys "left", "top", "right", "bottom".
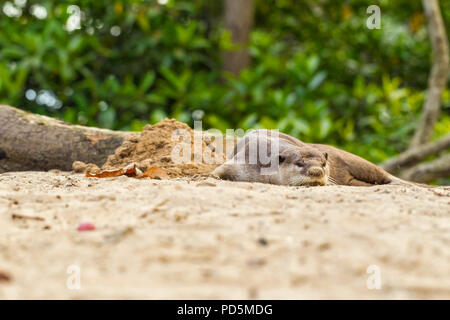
{"left": 213, "top": 129, "right": 401, "bottom": 187}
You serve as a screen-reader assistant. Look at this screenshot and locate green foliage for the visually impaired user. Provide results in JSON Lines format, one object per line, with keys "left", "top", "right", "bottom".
{"left": 0, "top": 0, "right": 449, "bottom": 164}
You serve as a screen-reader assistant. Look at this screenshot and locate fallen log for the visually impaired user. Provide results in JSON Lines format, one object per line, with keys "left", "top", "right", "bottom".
{"left": 0, "top": 105, "right": 132, "bottom": 173}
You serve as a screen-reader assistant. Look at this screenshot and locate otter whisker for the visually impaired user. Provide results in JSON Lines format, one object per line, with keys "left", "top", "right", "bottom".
{"left": 327, "top": 177, "right": 338, "bottom": 185}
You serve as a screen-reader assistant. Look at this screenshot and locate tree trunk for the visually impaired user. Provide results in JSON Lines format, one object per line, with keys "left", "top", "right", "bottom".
{"left": 223, "top": 0, "right": 255, "bottom": 75}
{"left": 410, "top": 0, "right": 449, "bottom": 148}
{"left": 0, "top": 105, "right": 131, "bottom": 173}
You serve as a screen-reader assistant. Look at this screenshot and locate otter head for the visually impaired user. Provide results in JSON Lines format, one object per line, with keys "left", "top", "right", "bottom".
{"left": 278, "top": 147, "right": 329, "bottom": 186}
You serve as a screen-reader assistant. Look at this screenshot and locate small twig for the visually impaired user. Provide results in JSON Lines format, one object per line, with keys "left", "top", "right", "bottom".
{"left": 139, "top": 198, "right": 168, "bottom": 218}
{"left": 103, "top": 226, "right": 134, "bottom": 245}
{"left": 11, "top": 214, "right": 44, "bottom": 221}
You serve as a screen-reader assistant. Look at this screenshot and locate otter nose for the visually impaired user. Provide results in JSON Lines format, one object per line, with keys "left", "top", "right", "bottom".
{"left": 307, "top": 167, "right": 323, "bottom": 177}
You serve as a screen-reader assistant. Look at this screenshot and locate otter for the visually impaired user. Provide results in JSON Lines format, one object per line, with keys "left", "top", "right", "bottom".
{"left": 212, "top": 129, "right": 406, "bottom": 187}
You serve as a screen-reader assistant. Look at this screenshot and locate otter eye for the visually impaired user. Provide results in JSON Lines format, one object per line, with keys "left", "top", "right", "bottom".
{"left": 296, "top": 162, "right": 303, "bottom": 168}
{"left": 279, "top": 156, "right": 285, "bottom": 163}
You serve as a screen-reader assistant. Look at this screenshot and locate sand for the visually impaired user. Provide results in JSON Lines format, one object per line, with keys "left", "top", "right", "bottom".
{"left": 0, "top": 171, "right": 449, "bottom": 299}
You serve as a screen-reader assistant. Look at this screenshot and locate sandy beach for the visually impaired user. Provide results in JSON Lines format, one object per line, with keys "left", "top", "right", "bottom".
{"left": 0, "top": 171, "right": 449, "bottom": 299}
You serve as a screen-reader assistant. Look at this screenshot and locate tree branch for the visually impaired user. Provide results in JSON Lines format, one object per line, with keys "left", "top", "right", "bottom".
{"left": 410, "top": 0, "right": 449, "bottom": 148}
{"left": 381, "top": 134, "right": 450, "bottom": 173}
{"left": 400, "top": 153, "right": 450, "bottom": 183}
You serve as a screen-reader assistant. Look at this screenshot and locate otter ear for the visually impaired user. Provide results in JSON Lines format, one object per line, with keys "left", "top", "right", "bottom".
{"left": 324, "top": 152, "right": 328, "bottom": 160}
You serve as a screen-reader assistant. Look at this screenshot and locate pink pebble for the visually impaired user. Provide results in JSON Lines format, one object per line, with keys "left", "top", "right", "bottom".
{"left": 77, "top": 222, "right": 96, "bottom": 231}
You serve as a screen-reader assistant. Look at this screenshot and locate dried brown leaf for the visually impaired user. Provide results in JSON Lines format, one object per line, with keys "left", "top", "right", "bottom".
{"left": 141, "top": 167, "right": 169, "bottom": 179}
{"left": 86, "top": 163, "right": 138, "bottom": 178}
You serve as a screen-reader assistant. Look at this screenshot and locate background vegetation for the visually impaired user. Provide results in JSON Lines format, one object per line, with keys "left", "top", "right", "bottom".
{"left": 0, "top": 0, "right": 449, "bottom": 163}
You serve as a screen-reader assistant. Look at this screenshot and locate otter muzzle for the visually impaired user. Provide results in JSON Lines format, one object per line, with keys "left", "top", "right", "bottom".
{"left": 307, "top": 167, "right": 324, "bottom": 178}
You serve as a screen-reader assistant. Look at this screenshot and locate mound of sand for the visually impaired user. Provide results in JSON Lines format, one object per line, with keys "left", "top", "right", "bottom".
{"left": 74, "top": 119, "right": 227, "bottom": 177}
{"left": 0, "top": 171, "right": 449, "bottom": 299}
